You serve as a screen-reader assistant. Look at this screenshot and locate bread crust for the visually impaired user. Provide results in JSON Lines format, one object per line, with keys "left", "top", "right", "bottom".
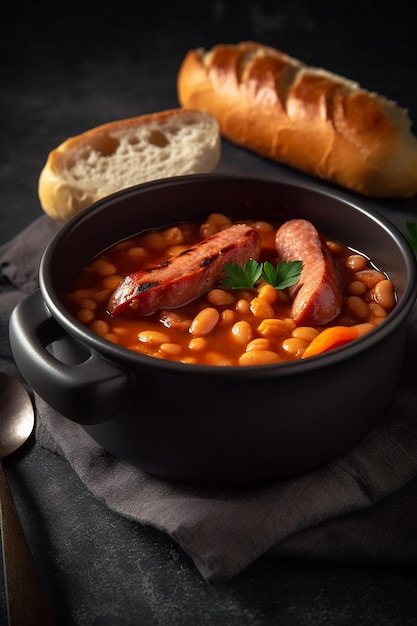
{"left": 38, "top": 108, "right": 221, "bottom": 222}
{"left": 177, "top": 42, "right": 417, "bottom": 197}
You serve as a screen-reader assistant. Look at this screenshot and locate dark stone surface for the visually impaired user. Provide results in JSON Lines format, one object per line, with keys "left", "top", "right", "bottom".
{"left": 2, "top": 2, "right": 417, "bottom": 624}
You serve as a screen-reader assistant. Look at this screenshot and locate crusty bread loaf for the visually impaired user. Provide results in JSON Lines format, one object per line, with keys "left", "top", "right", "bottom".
{"left": 177, "top": 41, "right": 417, "bottom": 198}
{"left": 38, "top": 109, "right": 221, "bottom": 222}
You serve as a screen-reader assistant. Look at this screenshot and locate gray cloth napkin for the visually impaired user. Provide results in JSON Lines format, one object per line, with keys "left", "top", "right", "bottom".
{"left": 1, "top": 215, "right": 417, "bottom": 582}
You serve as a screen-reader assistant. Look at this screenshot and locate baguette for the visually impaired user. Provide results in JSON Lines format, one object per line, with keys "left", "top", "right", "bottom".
{"left": 38, "top": 108, "right": 221, "bottom": 222}
{"left": 177, "top": 41, "right": 417, "bottom": 198}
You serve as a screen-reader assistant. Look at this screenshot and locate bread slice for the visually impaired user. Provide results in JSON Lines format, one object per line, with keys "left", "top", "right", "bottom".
{"left": 38, "top": 108, "right": 221, "bottom": 222}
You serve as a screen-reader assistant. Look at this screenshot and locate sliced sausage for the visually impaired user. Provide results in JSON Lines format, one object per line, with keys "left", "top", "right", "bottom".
{"left": 108, "top": 224, "right": 261, "bottom": 317}
{"left": 275, "top": 219, "right": 342, "bottom": 325}
{"left": 158, "top": 310, "right": 191, "bottom": 330}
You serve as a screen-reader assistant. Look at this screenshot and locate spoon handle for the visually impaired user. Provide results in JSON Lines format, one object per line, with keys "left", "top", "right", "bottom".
{"left": 0, "top": 462, "right": 56, "bottom": 626}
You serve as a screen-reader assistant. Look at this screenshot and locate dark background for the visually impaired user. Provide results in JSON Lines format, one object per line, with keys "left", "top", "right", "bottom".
{"left": 1, "top": 2, "right": 417, "bottom": 624}
{"left": 2, "top": 0, "right": 417, "bottom": 244}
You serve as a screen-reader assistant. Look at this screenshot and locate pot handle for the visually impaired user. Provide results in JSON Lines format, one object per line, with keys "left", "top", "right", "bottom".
{"left": 9, "top": 289, "right": 135, "bottom": 425}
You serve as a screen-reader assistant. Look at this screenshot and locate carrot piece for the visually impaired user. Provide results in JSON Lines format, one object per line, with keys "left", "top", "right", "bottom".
{"left": 301, "top": 326, "right": 359, "bottom": 359}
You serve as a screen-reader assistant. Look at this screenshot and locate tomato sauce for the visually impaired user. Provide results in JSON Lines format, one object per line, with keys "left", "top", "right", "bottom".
{"left": 66, "top": 213, "right": 396, "bottom": 366}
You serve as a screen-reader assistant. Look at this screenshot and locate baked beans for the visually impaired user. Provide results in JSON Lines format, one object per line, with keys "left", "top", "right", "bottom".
{"left": 67, "top": 213, "right": 396, "bottom": 366}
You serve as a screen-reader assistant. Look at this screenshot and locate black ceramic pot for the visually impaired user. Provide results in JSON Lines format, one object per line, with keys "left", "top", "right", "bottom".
{"left": 9, "top": 174, "right": 417, "bottom": 485}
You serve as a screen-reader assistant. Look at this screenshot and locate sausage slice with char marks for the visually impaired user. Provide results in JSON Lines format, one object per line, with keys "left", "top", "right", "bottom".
{"left": 275, "top": 219, "right": 342, "bottom": 325}
{"left": 108, "top": 224, "right": 261, "bottom": 317}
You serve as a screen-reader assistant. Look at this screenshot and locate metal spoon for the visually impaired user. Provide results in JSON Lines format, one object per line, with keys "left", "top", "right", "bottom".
{"left": 0, "top": 371, "right": 55, "bottom": 625}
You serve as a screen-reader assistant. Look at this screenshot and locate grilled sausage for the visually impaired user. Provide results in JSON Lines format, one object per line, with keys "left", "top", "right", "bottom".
{"left": 108, "top": 224, "right": 261, "bottom": 317}
{"left": 275, "top": 219, "right": 342, "bottom": 325}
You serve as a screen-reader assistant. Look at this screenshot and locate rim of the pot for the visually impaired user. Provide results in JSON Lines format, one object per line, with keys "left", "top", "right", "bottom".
{"left": 39, "top": 173, "right": 417, "bottom": 380}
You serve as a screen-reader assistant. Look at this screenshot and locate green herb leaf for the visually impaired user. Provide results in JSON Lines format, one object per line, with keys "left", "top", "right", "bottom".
{"left": 262, "top": 260, "right": 303, "bottom": 290}
{"left": 221, "top": 259, "right": 302, "bottom": 291}
{"left": 221, "top": 259, "right": 263, "bottom": 289}
{"left": 406, "top": 221, "right": 417, "bottom": 253}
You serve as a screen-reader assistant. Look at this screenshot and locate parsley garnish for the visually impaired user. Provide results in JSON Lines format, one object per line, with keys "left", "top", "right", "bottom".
{"left": 406, "top": 221, "right": 417, "bottom": 254}
{"left": 221, "top": 259, "right": 263, "bottom": 289}
{"left": 261, "top": 260, "right": 303, "bottom": 290}
{"left": 221, "top": 259, "right": 302, "bottom": 290}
